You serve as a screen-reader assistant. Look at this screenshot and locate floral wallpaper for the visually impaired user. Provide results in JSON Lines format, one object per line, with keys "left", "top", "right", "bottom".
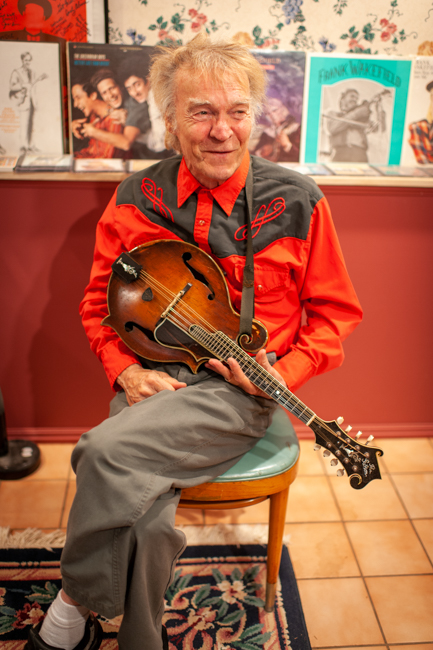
{"left": 107, "top": 0, "right": 433, "bottom": 56}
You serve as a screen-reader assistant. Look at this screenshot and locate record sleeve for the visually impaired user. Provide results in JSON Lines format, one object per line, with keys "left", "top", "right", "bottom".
{"left": 301, "top": 53, "right": 412, "bottom": 166}
{"left": 325, "top": 162, "right": 382, "bottom": 176}
{"left": 400, "top": 56, "right": 433, "bottom": 168}
{"left": 14, "top": 152, "right": 72, "bottom": 171}
{"left": 249, "top": 50, "right": 306, "bottom": 164}
{"left": 0, "top": 41, "right": 63, "bottom": 156}
{"left": 67, "top": 42, "right": 173, "bottom": 162}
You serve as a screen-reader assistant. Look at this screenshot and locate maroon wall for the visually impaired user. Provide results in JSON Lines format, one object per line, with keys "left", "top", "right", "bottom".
{"left": 1, "top": 179, "right": 432, "bottom": 435}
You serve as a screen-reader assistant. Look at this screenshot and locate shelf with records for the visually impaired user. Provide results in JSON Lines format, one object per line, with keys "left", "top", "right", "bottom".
{"left": 0, "top": 40, "right": 432, "bottom": 182}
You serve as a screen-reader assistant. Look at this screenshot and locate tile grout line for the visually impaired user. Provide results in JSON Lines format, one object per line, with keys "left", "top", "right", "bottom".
{"left": 323, "top": 468, "right": 389, "bottom": 647}
{"left": 386, "top": 472, "right": 433, "bottom": 572}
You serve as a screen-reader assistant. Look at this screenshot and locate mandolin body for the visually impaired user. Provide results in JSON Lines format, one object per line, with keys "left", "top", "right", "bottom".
{"left": 103, "top": 239, "right": 268, "bottom": 373}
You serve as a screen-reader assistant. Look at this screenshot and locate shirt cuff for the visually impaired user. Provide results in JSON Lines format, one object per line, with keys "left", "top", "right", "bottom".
{"left": 100, "top": 340, "right": 141, "bottom": 390}
{"left": 273, "top": 347, "right": 315, "bottom": 394}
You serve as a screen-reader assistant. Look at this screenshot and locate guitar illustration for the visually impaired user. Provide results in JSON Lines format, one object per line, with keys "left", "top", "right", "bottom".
{"left": 103, "top": 239, "right": 383, "bottom": 490}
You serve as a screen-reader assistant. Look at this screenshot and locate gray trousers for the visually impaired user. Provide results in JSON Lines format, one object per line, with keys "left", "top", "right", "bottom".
{"left": 61, "top": 366, "right": 277, "bottom": 650}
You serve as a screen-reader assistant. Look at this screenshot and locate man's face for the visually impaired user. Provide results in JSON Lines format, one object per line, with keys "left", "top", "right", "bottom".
{"left": 266, "top": 98, "right": 289, "bottom": 126}
{"left": 97, "top": 78, "right": 122, "bottom": 109}
{"left": 22, "top": 55, "right": 32, "bottom": 69}
{"left": 171, "top": 69, "right": 252, "bottom": 189}
{"left": 72, "top": 84, "right": 95, "bottom": 117}
{"left": 124, "top": 75, "right": 148, "bottom": 103}
{"left": 341, "top": 91, "right": 359, "bottom": 112}
{"left": 22, "top": 3, "right": 46, "bottom": 32}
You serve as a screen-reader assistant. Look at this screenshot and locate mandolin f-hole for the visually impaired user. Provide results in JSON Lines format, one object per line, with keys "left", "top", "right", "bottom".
{"left": 182, "top": 252, "right": 215, "bottom": 300}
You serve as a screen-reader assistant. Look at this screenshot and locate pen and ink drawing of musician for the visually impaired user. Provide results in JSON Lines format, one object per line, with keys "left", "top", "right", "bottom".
{"left": 249, "top": 52, "right": 305, "bottom": 163}
{"left": 318, "top": 80, "right": 394, "bottom": 164}
{"left": 0, "top": 41, "right": 63, "bottom": 155}
{"left": 9, "top": 50, "right": 47, "bottom": 152}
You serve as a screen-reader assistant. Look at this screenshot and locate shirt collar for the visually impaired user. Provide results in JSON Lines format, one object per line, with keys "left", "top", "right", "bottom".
{"left": 177, "top": 151, "right": 250, "bottom": 217}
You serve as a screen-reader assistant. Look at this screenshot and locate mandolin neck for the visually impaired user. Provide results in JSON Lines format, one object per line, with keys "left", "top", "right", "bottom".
{"left": 190, "top": 325, "right": 317, "bottom": 427}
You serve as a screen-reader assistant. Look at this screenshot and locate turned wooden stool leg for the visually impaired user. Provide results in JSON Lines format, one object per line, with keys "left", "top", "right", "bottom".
{"left": 264, "top": 486, "right": 290, "bottom": 612}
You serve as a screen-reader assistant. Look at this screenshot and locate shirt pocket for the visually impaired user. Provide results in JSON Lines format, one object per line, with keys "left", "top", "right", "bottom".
{"left": 254, "top": 267, "right": 292, "bottom": 304}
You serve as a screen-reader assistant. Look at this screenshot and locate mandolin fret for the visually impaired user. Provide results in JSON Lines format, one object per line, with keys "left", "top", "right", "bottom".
{"left": 190, "top": 326, "right": 316, "bottom": 425}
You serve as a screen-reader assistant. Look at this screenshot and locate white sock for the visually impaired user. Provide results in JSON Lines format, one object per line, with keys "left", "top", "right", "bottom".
{"left": 39, "top": 589, "right": 90, "bottom": 650}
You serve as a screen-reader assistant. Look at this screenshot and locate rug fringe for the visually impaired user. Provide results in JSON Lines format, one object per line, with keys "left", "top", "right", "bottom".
{"left": 0, "top": 527, "right": 67, "bottom": 550}
{"left": 0, "top": 524, "right": 290, "bottom": 549}
{"left": 178, "top": 524, "right": 291, "bottom": 546}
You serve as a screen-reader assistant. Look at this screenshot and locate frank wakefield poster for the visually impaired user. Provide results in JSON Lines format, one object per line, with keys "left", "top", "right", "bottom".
{"left": 301, "top": 53, "right": 412, "bottom": 165}
{"left": 0, "top": 41, "right": 63, "bottom": 156}
{"left": 249, "top": 50, "right": 305, "bottom": 164}
{"left": 400, "top": 56, "right": 433, "bottom": 167}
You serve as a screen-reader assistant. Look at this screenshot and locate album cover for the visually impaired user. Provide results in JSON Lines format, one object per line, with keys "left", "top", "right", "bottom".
{"left": 325, "top": 163, "right": 382, "bottom": 176}
{"left": 0, "top": 155, "right": 18, "bottom": 170}
{"left": 370, "top": 164, "right": 429, "bottom": 177}
{"left": 278, "top": 162, "right": 333, "bottom": 175}
{"left": 0, "top": 0, "right": 105, "bottom": 45}
{"left": 0, "top": 41, "right": 63, "bottom": 156}
{"left": 400, "top": 56, "right": 433, "bottom": 167}
{"left": 67, "top": 42, "right": 173, "bottom": 161}
{"left": 74, "top": 157, "right": 125, "bottom": 172}
{"left": 301, "top": 53, "right": 412, "bottom": 166}
{"left": 14, "top": 152, "right": 73, "bottom": 171}
{"left": 249, "top": 50, "right": 306, "bottom": 164}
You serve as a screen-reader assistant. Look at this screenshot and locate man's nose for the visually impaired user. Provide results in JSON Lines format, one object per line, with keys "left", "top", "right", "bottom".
{"left": 209, "top": 116, "right": 232, "bottom": 140}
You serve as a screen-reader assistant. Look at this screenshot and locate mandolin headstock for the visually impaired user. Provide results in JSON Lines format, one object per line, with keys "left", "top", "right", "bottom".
{"left": 309, "top": 416, "right": 384, "bottom": 489}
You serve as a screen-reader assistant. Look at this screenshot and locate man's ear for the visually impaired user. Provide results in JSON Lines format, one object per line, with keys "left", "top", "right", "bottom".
{"left": 165, "top": 116, "right": 174, "bottom": 134}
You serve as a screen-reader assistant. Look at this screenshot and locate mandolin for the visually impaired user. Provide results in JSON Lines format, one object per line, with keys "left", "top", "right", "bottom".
{"left": 103, "top": 239, "right": 383, "bottom": 490}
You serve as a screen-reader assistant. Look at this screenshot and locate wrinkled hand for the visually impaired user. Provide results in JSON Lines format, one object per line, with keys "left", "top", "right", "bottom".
{"left": 116, "top": 363, "right": 187, "bottom": 406}
{"left": 205, "top": 349, "right": 286, "bottom": 399}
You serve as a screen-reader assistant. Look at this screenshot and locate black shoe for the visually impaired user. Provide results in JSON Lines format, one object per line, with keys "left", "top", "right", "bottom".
{"left": 162, "top": 624, "right": 169, "bottom": 650}
{"left": 24, "top": 613, "right": 103, "bottom": 650}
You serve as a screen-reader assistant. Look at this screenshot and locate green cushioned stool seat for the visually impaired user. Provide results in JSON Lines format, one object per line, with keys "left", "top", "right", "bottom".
{"left": 179, "top": 405, "right": 301, "bottom": 613}
{"left": 213, "top": 406, "right": 300, "bottom": 482}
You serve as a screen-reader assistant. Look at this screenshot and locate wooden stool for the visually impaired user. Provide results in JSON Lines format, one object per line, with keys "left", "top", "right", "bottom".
{"left": 179, "top": 407, "right": 300, "bottom": 612}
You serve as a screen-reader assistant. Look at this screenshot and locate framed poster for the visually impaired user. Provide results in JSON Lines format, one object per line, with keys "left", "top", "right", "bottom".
{"left": 301, "top": 53, "right": 412, "bottom": 165}
{"left": 0, "top": 0, "right": 105, "bottom": 44}
{"left": 67, "top": 42, "right": 172, "bottom": 161}
{"left": 400, "top": 56, "right": 433, "bottom": 167}
{"left": 249, "top": 50, "right": 306, "bottom": 164}
{"left": 0, "top": 41, "right": 63, "bottom": 156}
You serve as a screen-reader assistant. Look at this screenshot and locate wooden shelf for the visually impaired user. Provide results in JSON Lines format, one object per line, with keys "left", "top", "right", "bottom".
{"left": 1, "top": 170, "right": 432, "bottom": 188}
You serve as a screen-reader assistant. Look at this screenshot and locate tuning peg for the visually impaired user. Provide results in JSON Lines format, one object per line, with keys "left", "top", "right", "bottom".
{"left": 345, "top": 425, "right": 352, "bottom": 433}
{"left": 330, "top": 459, "right": 338, "bottom": 466}
{"left": 355, "top": 431, "right": 363, "bottom": 440}
{"left": 336, "top": 416, "right": 344, "bottom": 425}
{"left": 365, "top": 435, "right": 375, "bottom": 445}
{"left": 323, "top": 450, "right": 331, "bottom": 457}
{"left": 336, "top": 469, "right": 345, "bottom": 477}
{"left": 313, "top": 444, "right": 321, "bottom": 451}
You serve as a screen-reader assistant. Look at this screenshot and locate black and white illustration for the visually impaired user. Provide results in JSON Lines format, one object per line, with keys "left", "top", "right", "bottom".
{"left": 0, "top": 41, "right": 63, "bottom": 155}
{"left": 318, "top": 79, "right": 394, "bottom": 164}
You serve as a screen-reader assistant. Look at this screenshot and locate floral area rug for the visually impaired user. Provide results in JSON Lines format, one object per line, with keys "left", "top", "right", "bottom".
{"left": 0, "top": 544, "right": 310, "bottom": 649}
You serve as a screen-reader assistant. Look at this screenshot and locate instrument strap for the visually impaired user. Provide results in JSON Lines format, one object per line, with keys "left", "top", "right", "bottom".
{"left": 239, "top": 163, "right": 254, "bottom": 339}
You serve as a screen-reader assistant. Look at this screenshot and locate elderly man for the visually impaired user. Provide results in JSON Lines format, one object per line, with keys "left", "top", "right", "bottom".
{"left": 26, "top": 34, "right": 362, "bottom": 650}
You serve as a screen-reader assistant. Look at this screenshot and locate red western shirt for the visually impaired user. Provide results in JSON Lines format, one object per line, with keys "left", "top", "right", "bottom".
{"left": 79, "top": 152, "right": 362, "bottom": 393}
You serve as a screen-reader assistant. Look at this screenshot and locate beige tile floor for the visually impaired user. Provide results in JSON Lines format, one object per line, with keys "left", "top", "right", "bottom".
{"left": 1, "top": 437, "right": 432, "bottom": 649}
